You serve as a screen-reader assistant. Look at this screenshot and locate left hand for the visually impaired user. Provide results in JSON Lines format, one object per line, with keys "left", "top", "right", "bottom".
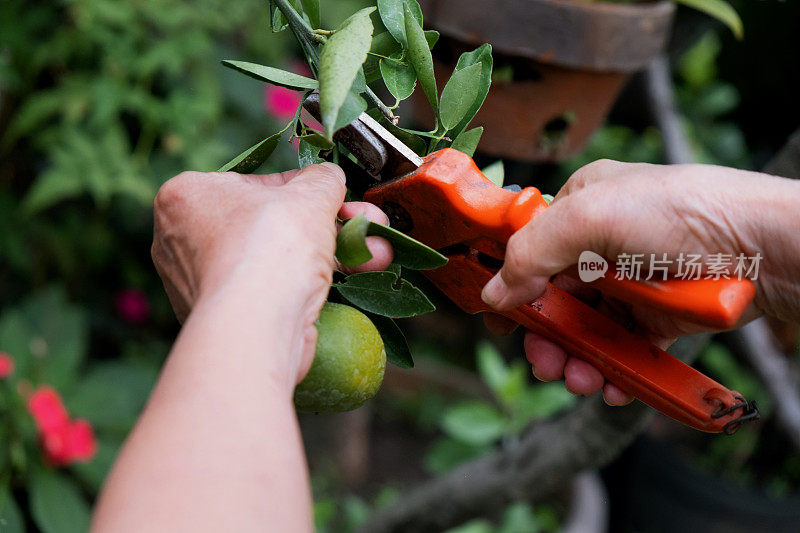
{"left": 151, "top": 163, "right": 393, "bottom": 383}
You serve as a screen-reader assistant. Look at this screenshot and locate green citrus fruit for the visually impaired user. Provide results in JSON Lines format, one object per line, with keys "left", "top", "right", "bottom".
{"left": 294, "top": 302, "right": 386, "bottom": 413}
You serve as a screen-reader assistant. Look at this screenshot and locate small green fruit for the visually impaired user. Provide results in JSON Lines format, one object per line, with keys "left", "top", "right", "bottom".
{"left": 294, "top": 302, "right": 386, "bottom": 413}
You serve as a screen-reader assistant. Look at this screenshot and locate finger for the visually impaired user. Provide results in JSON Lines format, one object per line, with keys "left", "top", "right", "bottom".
{"left": 555, "top": 159, "right": 632, "bottom": 199}
{"left": 240, "top": 169, "right": 302, "bottom": 187}
{"left": 563, "top": 357, "right": 605, "bottom": 396}
{"left": 603, "top": 382, "right": 635, "bottom": 406}
{"left": 339, "top": 202, "right": 390, "bottom": 226}
{"left": 524, "top": 331, "right": 567, "bottom": 381}
{"left": 482, "top": 187, "right": 614, "bottom": 311}
{"left": 283, "top": 163, "right": 347, "bottom": 217}
{"left": 483, "top": 313, "right": 519, "bottom": 336}
{"left": 341, "top": 236, "right": 394, "bottom": 273}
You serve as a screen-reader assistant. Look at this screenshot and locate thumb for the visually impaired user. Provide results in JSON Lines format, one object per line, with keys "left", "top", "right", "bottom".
{"left": 482, "top": 191, "right": 611, "bottom": 310}
{"left": 284, "top": 162, "right": 347, "bottom": 218}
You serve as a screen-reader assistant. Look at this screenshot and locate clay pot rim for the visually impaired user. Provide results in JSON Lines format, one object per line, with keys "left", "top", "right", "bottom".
{"left": 421, "top": 0, "right": 676, "bottom": 72}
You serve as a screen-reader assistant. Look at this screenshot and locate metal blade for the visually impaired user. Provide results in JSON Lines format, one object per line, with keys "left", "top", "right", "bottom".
{"left": 302, "top": 93, "right": 422, "bottom": 182}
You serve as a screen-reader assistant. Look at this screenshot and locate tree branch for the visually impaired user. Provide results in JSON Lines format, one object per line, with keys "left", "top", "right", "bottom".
{"left": 644, "top": 54, "right": 693, "bottom": 165}
{"left": 735, "top": 319, "right": 800, "bottom": 451}
{"left": 362, "top": 335, "right": 709, "bottom": 533}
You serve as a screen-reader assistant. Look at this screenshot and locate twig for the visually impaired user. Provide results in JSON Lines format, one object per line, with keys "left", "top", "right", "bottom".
{"left": 644, "top": 55, "right": 693, "bottom": 165}
{"left": 562, "top": 471, "right": 608, "bottom": 533}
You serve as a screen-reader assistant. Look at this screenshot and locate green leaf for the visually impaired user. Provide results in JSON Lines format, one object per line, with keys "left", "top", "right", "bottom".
{"left": 441, "top": 401, "right": 506, "bottom": 445}
{"left": 364, "top": 31, "right": 403, "bottom": 83}
{"left": 367, "top": 222, "right": 447, "bottom": 270}
{"left": 67, "top": 361, "right": 157, "bottom": 432}
{"left": 424, "top": 437, "right": 487, "bottom": 475}
{"left": 29, "top": 469, "right": 91, "bottom": 533}
{"left": 366, "top": 109, "right": 428, "bottom": 155}
{"left": 298, "top": 132, "right": 334, "bottom": 150}
{"left": 269, "top": 1, "right": 288, "bottom": 32}
{"left": 404, "top": 3, "right": 437, "bottom": 115}
{"left": 221, "top": 60, "right": 318, "bottom": 90}
{"left": 439, "top": 63, "right": 483, "bottom": 131}
{"left": 298, "top": 139, "right": 324, "bottom": 167}
{"left": 336, "top": 215, "right": 373, "bottom": 267}
{"left": 676, "top": 0, "right": 743, "bottom": 39}
{"left": 318, "top": 7, "right": 376, "bottom": 139}
{"left": 334, "top": 90, "right": 368, "bottom": 133}
{"left": 450, "top": 126, "right": 483, "bottom": 156}
{"left": 71, "top": 437, "right": 124, "bottom": 494}
{"left": 367, "top": 313, "right": 414, "bottom": 368}
{"left": 22, "top": 172, "right": 84, "bottom": 215}
{"left": 476, "top": 341, "right": 509, "bottom": 397}
{"left": 0, "top": 485, "right": 24, "bottom": 533}
{"left": 541, "top": 194, "right": 554, "bottom": 205}
{"left": 334, "top": 271, "right": 435, "bottom": 318}
{"left": 217, "top": 130, "right": 283, "bottom": 173}
{"left": 300, "top": 0, "right": 320, "bottom": 28}
{"left": 450, "top": 44, "right": 493, "bottom": 137}
{"left": 425, "top": 30, "right": 440, "bottom": 49}
{"left": 377, "top": 0, "right": 423, "bottom": 47}
{"left": 380, "top": 54, "right": 417, "bottom": 101}
{"left": 481, "top": 160, "right": 504, "bottom": 187}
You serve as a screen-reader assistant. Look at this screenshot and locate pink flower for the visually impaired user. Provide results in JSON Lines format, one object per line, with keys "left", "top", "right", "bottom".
{"left": 263, "top": 60, "right": 311, "bottom": 120}
{"left": 27, "top": 386, "right": 98, "bottom": 466}
{"left": 264, "top": 86, "right": 302, "bottom": 119}
{"left": 115, "top": 289, "right": 150, "bottom": 325}
{"left": 0, "top": 352, "right": 13, "bottom": 378}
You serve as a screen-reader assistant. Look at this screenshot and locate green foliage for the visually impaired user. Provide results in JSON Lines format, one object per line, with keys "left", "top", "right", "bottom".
{"left": 29, "top": 469, "right": 91, "bottom": 533}
{"left": 425, "top": 342, "right": 575, "bottom": 474}
{"left": 334, "top": 271, "right": 435, "bottom": 318}
{"left": 481, "top": 161, "right": 505, "bottom": 187}
{"left": 674, "top": 0, "right": 743, "bottom": 39}
{"left": 337, "top": 215, "right": 374, "bottom": 266}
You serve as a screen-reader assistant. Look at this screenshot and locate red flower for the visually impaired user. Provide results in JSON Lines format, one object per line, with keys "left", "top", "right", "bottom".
{"left": 27, "top": 386, "right": 97, "bottom": 466}
{"left": 0, "top": 352, "right": 13, "bottom": 378}
{"left": 115, "top": 289, "right": 150, "bottom": 325}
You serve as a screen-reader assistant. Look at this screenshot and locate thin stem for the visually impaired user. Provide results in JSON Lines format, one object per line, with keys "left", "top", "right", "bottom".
{"left": 314, "top": 29, "right": 334, "bottom": 36}
{"left": 365, "top": 87, "right": 397, "bottom": 123}
{"left": 273, "top": 0, "right": 324, "bottom": 73}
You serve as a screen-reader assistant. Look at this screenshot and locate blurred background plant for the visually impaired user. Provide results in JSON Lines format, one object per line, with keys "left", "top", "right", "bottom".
{"left": 1, "top": 0, "right": 799, "bottom": 531}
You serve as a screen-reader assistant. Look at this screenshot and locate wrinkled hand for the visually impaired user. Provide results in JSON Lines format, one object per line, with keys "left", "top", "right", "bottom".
{"left": 151, "top": 164, "right": 393, "bottom": 381}
{"left": 481, "top": 159, "right": 800, "bottom": 405}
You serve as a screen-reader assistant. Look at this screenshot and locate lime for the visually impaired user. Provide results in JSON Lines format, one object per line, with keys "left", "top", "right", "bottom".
{"left": 294, "top": 302, "right": 386, "bottom": 413}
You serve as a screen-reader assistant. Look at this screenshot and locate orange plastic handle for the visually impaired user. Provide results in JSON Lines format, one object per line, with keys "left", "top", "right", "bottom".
{"left": 366, "top": 148, "right": 754, "bottom": 330}
{"left": 421, "top": 251, "right": 747, "bottom": 433}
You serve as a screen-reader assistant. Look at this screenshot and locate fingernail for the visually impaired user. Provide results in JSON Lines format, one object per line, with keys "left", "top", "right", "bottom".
{"left": 482, "top": 274, "right": 508, "bottom": 308}
{"left": 531, "top": 364, "right": 542, "bottom": 381}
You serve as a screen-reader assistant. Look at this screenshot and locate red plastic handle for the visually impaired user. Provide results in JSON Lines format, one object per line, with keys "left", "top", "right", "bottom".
{"left": 423, "top": 251, "right": 749, "bottom": 433}
{"left": 366, "top": 148, "right": 754, "bottom": 330}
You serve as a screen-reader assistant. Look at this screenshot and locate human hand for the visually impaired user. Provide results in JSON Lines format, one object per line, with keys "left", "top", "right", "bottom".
{"left": 481, "top": 159, "right": 800, "bottom": 405}
{"left": 151, "top": 164, "right": 393, "bottom": 382}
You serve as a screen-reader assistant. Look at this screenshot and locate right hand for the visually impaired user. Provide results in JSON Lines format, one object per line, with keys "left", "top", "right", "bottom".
{"left": 481, "top": 159, "right": 800, "bottom": 404}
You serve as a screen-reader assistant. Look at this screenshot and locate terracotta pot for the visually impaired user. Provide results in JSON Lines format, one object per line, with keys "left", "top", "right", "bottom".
{"left": 415, "top": 0, "right": 675, "bottom": 162}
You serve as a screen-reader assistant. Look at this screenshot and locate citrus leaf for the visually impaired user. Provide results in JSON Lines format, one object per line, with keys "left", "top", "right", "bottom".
{"left": 217, "top": 130, "right": 284, "bottom": 173}
{"left": 439, "top": 63, "right": 483, "bottom": 131}
{"left": 334, "top": 271, "right": 435, "bottom": 318}
{"left": 450, "top": 44, "right": 493, "bottom": 137}
{"left": 425, "top": 30, "right": 440, "bottom": 49}
{"left": 298, "top": 132, "right": 334, "bottom": 149}
{"left": 450, "top": 126, "right": 483, "bottom": 156}
{"left": 300, "top": 0, "right": 320, "bottom": 29}
{"left": 404, "top": 3, "right": 437, "bottom": 115}
{"left": 334, "top": 90, "right": 368, "bottom": 132}
{"left": 380, "top": 55, "right": 417, "bottom": 101}
{"left": 365, "top": 31, "right": 403, "bottom": 83}
{"left": 481, "top": 160, "right": 504, "bottom": 187}
{"left": 318, "top": 7, "right": 376, "bottom": 139}
{"left": 337, "top": 215, "right": 373, "bottom": 267}
{"left": 441, "top": 401, "right": 506, "bottom": 446}
{"left": 476, "top": 341, "right": 509, "bottom": 397}
{"left": 29, "top": 469, "right": 91, "bottom": 533}
{"left": 298, "top": 139, "right": 324, "bottom": 167}
{"left": 676, "top": 0, "right": 743, "bottom": 39}
{"left": 367, "top": 222, "right": 447, "bottom": 270}
{"left": 221, "top": 60, "right": 318, "bottom": 90}
{"left": 269, "top": 1, "right": 288, "bottom": 32}
{"left": 377, "top": 0, "right": 423, "bottom": 47}
{"left": 367, "top": 313, "right": 414, "bottom": 368}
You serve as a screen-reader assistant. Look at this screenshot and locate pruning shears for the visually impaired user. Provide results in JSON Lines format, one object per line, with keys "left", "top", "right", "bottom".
{"left": 303, "top": 95, "right": 760, "bottom": 434}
